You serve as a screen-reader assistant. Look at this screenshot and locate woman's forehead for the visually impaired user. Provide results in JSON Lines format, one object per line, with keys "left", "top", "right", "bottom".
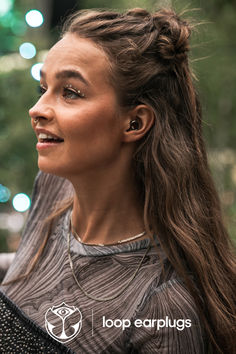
{"left": 43, "top": 34, "right": 111, "bottom": 82}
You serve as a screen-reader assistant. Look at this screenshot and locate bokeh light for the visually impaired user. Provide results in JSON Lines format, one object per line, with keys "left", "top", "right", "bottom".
{"left": 0, "top": 184, "right": 11, "bottom": 203}
{"left": 19, "top": 42, "right": 36, "bottom": 59}
{"left": 12, "top": 193, "right": 31, "bottom": 212}
{"left": 25, "top": 9, "right": 44, "bottom": 28}
{"left": 0, "top": 0, "right": 13, "bottom": 17}
{"left": 31, "top": 62, "right": 43, "bottom": 81}
{"left": 7, "top": 213, "right": 25, "bottom": 233}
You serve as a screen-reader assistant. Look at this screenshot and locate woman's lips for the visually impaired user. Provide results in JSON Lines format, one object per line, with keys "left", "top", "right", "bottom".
{"left": 36, "top": 141, "right": 64, "bottom": 151}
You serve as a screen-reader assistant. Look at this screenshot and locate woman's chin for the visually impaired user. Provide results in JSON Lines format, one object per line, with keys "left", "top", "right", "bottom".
{"left": 38, "top": 160, "right": 66, "bottom": 178}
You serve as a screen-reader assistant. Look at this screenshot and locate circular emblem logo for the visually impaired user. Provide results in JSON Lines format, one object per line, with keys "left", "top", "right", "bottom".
{"left": 45, "top": 302, "right": 82, "bottom": 343}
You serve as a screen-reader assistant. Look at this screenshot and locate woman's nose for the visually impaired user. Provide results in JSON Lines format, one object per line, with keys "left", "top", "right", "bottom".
{"left": 29, "top": 96, "right": 54, "bottom": 123}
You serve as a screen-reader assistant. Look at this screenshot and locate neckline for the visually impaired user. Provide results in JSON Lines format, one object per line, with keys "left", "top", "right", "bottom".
{"left": 70, "top": 211, "right": 147, "bottom": 247}
{"left": 62, "top": 207, "right": 157, "bottom": 256}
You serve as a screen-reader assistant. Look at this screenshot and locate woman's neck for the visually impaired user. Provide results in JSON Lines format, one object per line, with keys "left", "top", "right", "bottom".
{"left": 69, "top": 168, "right": 145, "bottom": 245}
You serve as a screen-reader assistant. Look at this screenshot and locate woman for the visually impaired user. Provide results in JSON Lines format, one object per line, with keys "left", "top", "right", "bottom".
{"left": 0, "top": 7, "right": 235, "bottom": 354}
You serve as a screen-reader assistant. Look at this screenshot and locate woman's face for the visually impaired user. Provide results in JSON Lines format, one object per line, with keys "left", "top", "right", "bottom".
{"left": 29, "top": 33, "right": 126, "bottom": 179}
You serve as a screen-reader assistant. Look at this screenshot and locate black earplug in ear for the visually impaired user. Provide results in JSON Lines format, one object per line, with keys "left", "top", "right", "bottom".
{"left": 126, "top": 119, "right": 140, "bottom": 132}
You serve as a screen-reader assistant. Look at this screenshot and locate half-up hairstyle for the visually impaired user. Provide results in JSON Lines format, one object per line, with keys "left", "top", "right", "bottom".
{"left": 61, "top": 8, "right": 235, "bottom": 353}
{"left": 3, "top": 8, "right": 235, "bottom": 353}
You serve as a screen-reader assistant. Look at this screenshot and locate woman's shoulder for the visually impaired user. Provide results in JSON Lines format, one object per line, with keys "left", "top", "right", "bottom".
{"left": 21, "top": 171, "right": 73, "bottom": 235}
{"left": 31, "top": 170, "right": 73, "bottom": 209}
{"left": 0, "top": 172, "right": 73, "bottom": 283}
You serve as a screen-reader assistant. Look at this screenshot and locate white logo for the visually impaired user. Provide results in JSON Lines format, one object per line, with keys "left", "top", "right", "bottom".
{"left": 45, "top": 302, "right": 82, "bottom": 343}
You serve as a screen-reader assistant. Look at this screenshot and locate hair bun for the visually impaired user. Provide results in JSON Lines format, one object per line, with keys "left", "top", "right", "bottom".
{"left": 152, "top": 9, "right": 191, "bottom": 66}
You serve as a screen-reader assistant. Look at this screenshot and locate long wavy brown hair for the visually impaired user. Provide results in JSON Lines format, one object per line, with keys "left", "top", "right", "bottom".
{"left": 3, "top": 8, "right": 236, "bottom": 353}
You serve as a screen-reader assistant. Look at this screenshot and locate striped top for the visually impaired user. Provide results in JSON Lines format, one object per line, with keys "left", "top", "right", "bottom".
{"left": 1, "top": 171, "right": 207, "bottom": 353}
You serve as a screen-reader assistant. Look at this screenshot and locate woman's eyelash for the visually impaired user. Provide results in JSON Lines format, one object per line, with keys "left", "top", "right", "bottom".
{"left": 63, "top": 84, "right": 85, "bottom": 99}
{"left": 37, "top": 85, "right": 46, "bottom": 97}
{"left": 36, "top": 84, "right": 85, "bottom": 99}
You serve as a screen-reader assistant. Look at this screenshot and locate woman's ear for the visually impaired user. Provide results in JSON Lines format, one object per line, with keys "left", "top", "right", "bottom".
{"left": 122, "top": 104, "right": 155, "bottom": 142}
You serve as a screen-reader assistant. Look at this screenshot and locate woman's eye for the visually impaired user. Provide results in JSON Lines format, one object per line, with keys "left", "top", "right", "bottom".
{"left": 37, "top": 85, "right": 46, "bottom": 97}
{"left": 36, "top": 84, "right": 85, "bottom": 100}
{"left": 63, "top": 85, "right": 84, "bottom": 100}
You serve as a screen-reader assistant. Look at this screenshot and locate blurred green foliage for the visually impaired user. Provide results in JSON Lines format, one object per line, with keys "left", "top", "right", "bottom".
{"left": 0, "top": 0, "right": 235, "bottom": 250}
{"left": 0, "top": 69, "right": 38, "bottom": 197}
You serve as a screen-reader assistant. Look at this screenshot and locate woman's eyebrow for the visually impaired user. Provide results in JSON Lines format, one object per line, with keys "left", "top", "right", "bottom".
{"left": 40, "top": 69, "right": 89, "bottom": 86}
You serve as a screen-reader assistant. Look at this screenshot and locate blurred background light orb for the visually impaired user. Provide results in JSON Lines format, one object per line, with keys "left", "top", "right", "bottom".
{"left": 7, "top": 213, "right": 25, "bottom": 233}
{"left": 0, "top": 184, "right": 11, "bottom": 203}
{"left": 25, "top": 9, "right": 44, "bottom": 28}
{"left": 12, "top": 193, "right": 31, "bottom": 212}
{"left": 0, "top": 0, "right": 13, "bottom": 16}
{"left": 19, "top": 42, "right": 36, "bottom": 59}
{"left": 31, "top": 62, "right": 43, "bottom": 81}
